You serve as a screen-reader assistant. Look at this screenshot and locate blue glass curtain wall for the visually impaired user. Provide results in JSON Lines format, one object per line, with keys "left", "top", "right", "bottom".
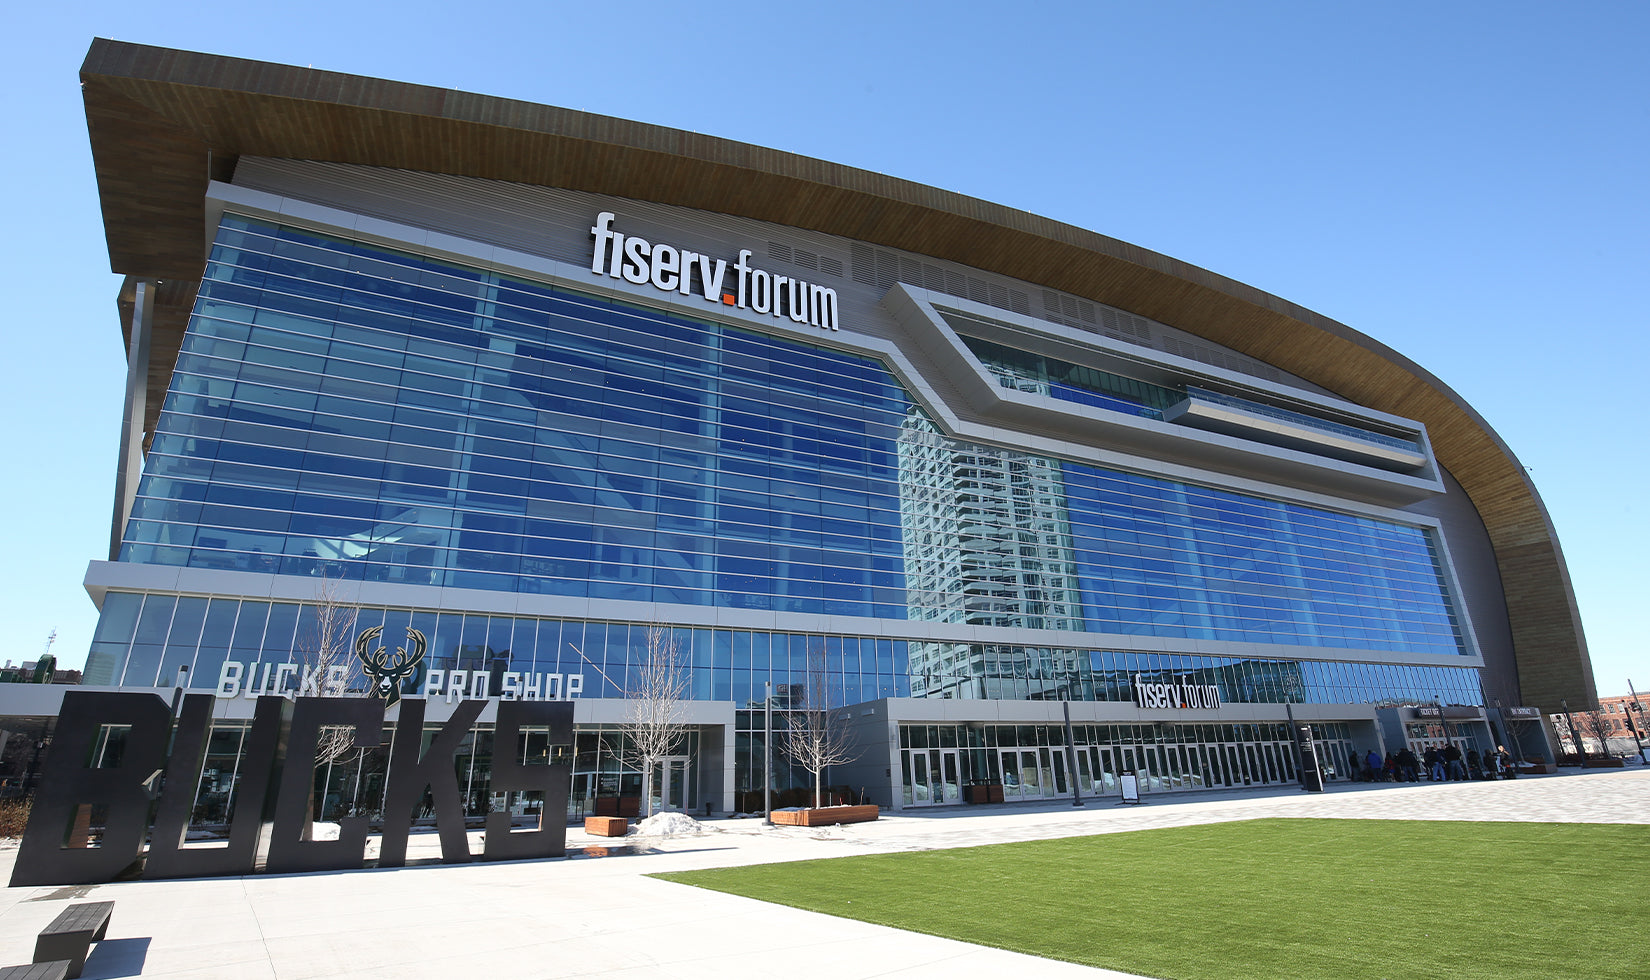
{"left": 87, "top": 591, "right": 1483, "bottom": 708}
{"left": 1061, "top": 464, "right": 1465, "bottom": 656}
{"left": 124, "top": 216, "right": 909, "bottom": 617}
{"left": 85, "top": 592, "right": 912, "bottom": 706}
{"left": 117, "top": 214, "right": 1468, "bottom": 663}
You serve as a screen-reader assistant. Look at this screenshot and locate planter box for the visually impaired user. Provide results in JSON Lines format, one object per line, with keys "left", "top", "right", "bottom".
{"left": 593, "top": 797, "right": 641, "bottom": 817}
{"left": 1517, "top": 763, "right": 1557, "bottom": 774}
{"left": 584, "top": 816, "right": 628, "bottom": 837}
{"left": 964, "top": 785, "right": 1005, "bottom": 804}
{"left": 770, "top": 805, "right": 879, "bottom": 827}
{"left": 1584, "top": 758, "right": 1626, "bottom": 769}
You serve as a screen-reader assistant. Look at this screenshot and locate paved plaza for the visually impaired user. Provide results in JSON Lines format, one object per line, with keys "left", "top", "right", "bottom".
{"left": 0, "top": 769, "right": 1644, "bottom": 979}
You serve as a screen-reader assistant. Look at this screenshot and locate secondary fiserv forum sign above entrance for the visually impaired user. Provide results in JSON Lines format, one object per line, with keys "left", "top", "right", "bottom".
{"left": 589, "top": 212, "right": 840, "bottom": 332}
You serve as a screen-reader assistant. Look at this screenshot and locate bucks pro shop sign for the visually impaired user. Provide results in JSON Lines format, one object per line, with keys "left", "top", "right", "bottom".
{"left": 10, "top": 691, "right": 572, "bottom": 887}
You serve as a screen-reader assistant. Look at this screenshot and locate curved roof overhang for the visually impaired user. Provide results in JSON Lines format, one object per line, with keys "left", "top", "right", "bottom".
{"left": 78, "top": 39, "right": 1594, "bottom": 711}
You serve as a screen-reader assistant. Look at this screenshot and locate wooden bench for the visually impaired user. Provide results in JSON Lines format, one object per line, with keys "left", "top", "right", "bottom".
{"left": 0, "top": 962, "right": 73, "bottom": 980}
{"left": 584, "top": 816, "right": 628, "bottom": 837}
{"left": 33, "top": 902, "right": 112, "bottom": 980}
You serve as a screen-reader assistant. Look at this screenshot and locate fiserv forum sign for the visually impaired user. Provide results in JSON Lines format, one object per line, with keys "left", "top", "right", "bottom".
{"left": 589, "top": 212, "right": 840, "bottom": 332}
{"left": 11, "top": 692, "right": 572, "bottom": 886}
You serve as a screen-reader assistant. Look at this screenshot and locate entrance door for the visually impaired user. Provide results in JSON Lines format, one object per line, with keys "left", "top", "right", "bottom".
{"left": 937, "top": 750, "right": 961, "bottom": 804}
{"left": 1001, "top": 749, "right": 1045, "bottom": 800}
{"left": 904, "top": 749, "right": 962, "bottom": 806}
{"left": 651, "top": 756, "right": 688, "bottom": 812}
{"left": 1096, "top": 748, "right": 1118, "bottom": 792}
{"left": 908, "top": 751, "right": 934, "bottom": 805}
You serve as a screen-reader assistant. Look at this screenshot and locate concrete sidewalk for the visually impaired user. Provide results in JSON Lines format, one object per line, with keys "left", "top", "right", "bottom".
{"left": 1, "top": 769, "right": 1643, "bottom": 979}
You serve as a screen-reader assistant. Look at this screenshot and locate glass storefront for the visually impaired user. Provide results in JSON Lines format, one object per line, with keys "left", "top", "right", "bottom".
{"left": 897, "top": 722, "right": 1356, "bottom": 806}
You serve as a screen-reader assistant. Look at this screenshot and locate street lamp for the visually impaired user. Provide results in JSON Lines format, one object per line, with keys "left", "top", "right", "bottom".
{"left": 1559, "top": 698, "right": 1586, "bottom": 763}
{"left": 1436, "top": 694, "right": 1458, "bottom": 780}
{"left": 1629, "top": 680, "right": 1649, "bottom": 765}
{"left": 1623, "top": 702, "right": 1646, "bottom": 764}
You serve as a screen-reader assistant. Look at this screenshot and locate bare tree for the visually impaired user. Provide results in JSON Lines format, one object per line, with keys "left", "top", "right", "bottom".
{"left": 576, "top": 626, "right": 690, "bottom": 817}
{"left": 294, "top": 578, "right": 365, "bottom": 831}
{"left": 1577, "top": 707, "right": 1621, "bottom": 758}
{"left": 779, "top": 645, "right": 859, "bottom": 809}
{"left": 298, "top": 577, "right": 362, "bottom": 770}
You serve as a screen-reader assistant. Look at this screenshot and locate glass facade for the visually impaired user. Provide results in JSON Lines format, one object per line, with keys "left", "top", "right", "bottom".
{"left": 86, "top": 591, "right": 912, "bottom": 705}
{"left": 99, "top": 214, "right": 1474, "bottom": 711}
{"left": 956, "top": 332, "right": 1177, "bottom": 420}
{"left": 125, "top": 216, "right": 909, "bottom": 616}
{"left": 87, "top": 590, "right": 1482, "bottom": 709}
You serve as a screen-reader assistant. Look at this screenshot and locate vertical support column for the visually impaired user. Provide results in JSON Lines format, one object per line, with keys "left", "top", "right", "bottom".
{"left": 719, "top": 722, "right": 737, "bottom": 816}
{"left": 109, "top": 278, "right": 156, "bottom": 560}
{"left": 888, "top": 714, "right": 905, "bottom": 812}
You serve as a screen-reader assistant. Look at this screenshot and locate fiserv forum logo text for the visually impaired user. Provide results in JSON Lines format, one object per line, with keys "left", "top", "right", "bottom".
{"left": 590, "top": 212, "right": 839, "bottom": 332}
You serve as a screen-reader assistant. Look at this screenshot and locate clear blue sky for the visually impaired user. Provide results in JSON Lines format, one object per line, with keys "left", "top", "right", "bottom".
{"left": 5, "top": 2, "right": 1645, "bottom": 699}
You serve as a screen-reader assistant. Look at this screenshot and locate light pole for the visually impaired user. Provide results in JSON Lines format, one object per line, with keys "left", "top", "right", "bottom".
{"left": 1625, "top": 679, "right": 1647, "bottom": 764}
{"left": 170, "top": 664, "right": 191, "bottom": 716}
{"left": 1559, "top": 698, "right": 1585, "bottom": 763}
{"left": 1435, "top": 694, "right": 1457, "bottom": 780}
{"left": 1493, "top": 697, "right": 1525, "bottom": 771}
{"left": 762, "top": 681, "right": 774, "bottom": 826}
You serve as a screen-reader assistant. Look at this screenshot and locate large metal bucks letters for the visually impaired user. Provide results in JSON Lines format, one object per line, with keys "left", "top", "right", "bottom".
{"left": 10, "top": 691, "right": 574, "bottom": 886}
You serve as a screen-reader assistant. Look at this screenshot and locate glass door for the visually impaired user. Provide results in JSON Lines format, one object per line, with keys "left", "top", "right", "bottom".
{"left": 1097, "top": 748, "right": 1118, "bottom": 792}
{"left": 1050, "top": 747, "right": 1068, "bottom": 796}
{"left": 651, "top": 756, "right": 689, "bottom": 812}
{"left": 909, "top": 751, "right": 935, "bottom": 805}
{"left": 938, "top": 750, "right": 961, "bottom": 804}
{"left": 1001, "top": 749, "right": 1045, "bottom": 800}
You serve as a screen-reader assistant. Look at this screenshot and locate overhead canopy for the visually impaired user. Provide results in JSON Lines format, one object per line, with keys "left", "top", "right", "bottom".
{"left": 78, "top": 38, "right": 1593, "bottom": 711}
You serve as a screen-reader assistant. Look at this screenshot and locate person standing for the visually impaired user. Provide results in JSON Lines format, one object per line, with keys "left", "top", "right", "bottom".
{"left": 1444, "top": 742, "right": 1465, "bottom": 781}
{"left": 1397, "top": 747, "right": 1420, "bottom": 782}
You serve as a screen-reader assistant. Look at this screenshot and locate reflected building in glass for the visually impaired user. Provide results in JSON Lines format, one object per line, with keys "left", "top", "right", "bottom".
{"left": 22, "top": 41, "right": 1595, "bottom": 819}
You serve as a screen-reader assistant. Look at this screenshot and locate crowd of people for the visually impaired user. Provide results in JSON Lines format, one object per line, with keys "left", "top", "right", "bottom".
{"left": 1346, "top": 743, "right": 1516, "bottom": 782}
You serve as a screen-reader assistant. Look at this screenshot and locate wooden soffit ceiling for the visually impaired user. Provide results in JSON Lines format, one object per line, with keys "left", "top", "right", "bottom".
{"left": 78, "top": 39, "right": 1593, "bottom": 709}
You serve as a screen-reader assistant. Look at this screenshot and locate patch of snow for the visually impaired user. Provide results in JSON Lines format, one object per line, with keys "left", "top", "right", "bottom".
{"left": 310, "top": 821, "right": 341, "bottom": 842}
{"left": 633, "top": 811, "right": 703, "bottom": 836}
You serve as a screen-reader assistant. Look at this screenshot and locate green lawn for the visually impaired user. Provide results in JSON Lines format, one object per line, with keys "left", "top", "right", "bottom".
{"left": 654, "top": 819, "right": 1647, "bottom": 980}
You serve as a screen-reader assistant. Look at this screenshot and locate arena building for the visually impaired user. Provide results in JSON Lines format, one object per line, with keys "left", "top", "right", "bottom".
{"left": 13, "top": 39, "right": 1597, "bottom": 819}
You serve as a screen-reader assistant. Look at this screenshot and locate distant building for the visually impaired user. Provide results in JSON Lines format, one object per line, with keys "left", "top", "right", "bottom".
{"left": 1551, "top": 693, "right": 1648, "bottom": 759}
{"left": 0, "top": 657, "right": 80, "bottom": 686}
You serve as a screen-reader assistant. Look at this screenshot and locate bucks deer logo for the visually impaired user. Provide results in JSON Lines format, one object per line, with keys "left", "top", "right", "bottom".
{"left": 354, "top": 626, "right": 427, "bottom": 705}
